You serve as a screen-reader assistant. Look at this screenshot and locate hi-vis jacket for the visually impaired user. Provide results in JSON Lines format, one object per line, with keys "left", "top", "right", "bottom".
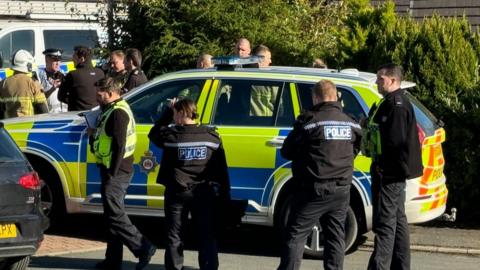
{"left": 148, "top": 110, "right": 230, "bottom": 195}
{"left": 364, "top": 89, "right": 423, "bottom": 179}
{"left": 93, "top": 99, "right": 136, "bottom": 173}
{"left": 0, "top": 73, "right": 48, "bottom": 119}
{"left": 281, "top": 102, "right": 362, "bottom": 186}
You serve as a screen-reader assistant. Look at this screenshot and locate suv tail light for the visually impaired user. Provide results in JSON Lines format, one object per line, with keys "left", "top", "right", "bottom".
{"left": 417, "top": 123, "right": 426, "bottom": 145}
{"left": 19, "top": 172, "right": 41, "bottom": 190}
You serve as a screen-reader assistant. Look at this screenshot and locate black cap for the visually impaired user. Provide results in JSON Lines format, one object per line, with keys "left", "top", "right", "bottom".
{"left": 42, "top": 48, "right": 63, "bottom": 60}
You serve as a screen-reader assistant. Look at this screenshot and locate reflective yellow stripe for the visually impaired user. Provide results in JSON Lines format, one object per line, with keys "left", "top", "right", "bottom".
{"left": 196, "top": 79, "right": 212, "bottom": 117}
{"left": 289, "top": 83, "right": 300, "bottom": 117}
{"left": 201, "top": 80, "right": 219, "bottom": 124}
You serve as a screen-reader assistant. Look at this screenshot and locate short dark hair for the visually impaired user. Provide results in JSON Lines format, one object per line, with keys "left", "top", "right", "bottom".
{"left": 95, "top": 77, "right": 123, "bottom": 95}
{"left": 377, "top": 63, "right": 403, "bottom": 81}
{"left": 173, "top": 98, "right": 198, "bottom": 120}
{"left": 73, "top": 45, "right": 92, "bottom": 61}
{"left": 125, "top": 48, "right": 142, "bottom": 68}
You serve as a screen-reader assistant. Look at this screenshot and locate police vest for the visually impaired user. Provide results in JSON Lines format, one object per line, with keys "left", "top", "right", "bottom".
{"left": 362, "top": 99, "right": 384, "bottom": 160}
{"left": 93, "top": 99, "right": 136, "bottom": 168}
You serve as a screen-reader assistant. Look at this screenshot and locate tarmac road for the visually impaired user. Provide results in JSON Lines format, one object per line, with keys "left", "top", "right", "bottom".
{"left": 29, "top": 214, "right": 480, "bottom": 270}
{"left": 29, "top": 246, "right": 480, "bottom": 270}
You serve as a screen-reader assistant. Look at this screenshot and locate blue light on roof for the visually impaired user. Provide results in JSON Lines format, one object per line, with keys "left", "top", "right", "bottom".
{"left": 212, "top": 55, "right": 263, "bottom": 66}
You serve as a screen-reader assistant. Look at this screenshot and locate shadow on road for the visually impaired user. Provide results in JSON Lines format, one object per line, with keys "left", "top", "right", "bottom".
{"left": 45, "top": 214, "right": 283, "bottom": 258}
{"left": 30, "top": 257, "right": 198, "bottom": 270}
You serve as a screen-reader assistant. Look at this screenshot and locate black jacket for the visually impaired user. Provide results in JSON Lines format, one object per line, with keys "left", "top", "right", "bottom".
{"left": 123, "top": 68, "right": 147, "bottom": 94}
{"left": 281, "top": 102, "right": 362, "bottom": 186}
{"left": 59, "top": 62, "right": 104, "bottom": 111}
{"left": 370, "top": 89, "right": 423, "bottom": 179}
{"left": 148, "top": 112, "right": 230, "bottom": 196}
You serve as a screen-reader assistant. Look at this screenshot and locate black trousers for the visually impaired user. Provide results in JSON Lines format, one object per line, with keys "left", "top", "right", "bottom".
{"left": 368, "top": 164, "right": 410, "bottom": 270}
{"left": 277, "top": 181, "right": 350, "bottom": 270}
{"left": 164, "top": 183, "right": 218, "bottom": 270}
{"left": 100, "top": 168, "right": 148, "bottom": 265}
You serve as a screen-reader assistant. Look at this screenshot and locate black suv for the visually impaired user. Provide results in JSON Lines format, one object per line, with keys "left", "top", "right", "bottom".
{"left": 0, "top": 122, "right": 48, "bottom": 270}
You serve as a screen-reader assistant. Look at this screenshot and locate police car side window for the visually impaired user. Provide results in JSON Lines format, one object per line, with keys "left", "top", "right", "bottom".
{"left": 297, "top": 83, "right": 365, "bottom": 122}
{"left": 128, "top": 79, "right": 205, "bottom": 124}
{"left": 0, "top": 30, "right": 34, "bottom": 68}
{"left": 212, "top": 79, "right": 287, "bottom": 127}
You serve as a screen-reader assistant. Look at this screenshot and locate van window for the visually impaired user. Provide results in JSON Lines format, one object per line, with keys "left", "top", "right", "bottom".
{"left": 0, "top": 30, "right": 34, "bottom": 68}
{"left": 43, "top": 30, "right": 98, "bottom": 61}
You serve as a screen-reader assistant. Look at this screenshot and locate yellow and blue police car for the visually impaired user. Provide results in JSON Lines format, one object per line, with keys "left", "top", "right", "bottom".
{"left": 1, "top": 57, "right": 448, "bottom": 258}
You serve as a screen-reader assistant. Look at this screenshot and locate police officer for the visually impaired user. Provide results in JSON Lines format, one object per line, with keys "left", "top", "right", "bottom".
{"left": 59, "top": 45, "right": 104, "bottom": 111}
{"left": 0, "top": 49, "right": 48, "bottom": 119}
{"left": 277, "top": 80, "right": 362, "bottom": 270}
{"left": 123, "top": 48, "right": 147, "bottom": 94}
{"left": 148, "top": 98, "right": 230, "bottom": 270}
{"left": 37, "top": 48, "right": 67, "bottom": 113}
{"left": 365, "top": 64, "right": 423, "bottom": 270}
{"left": 108, "top": 50, "right": 129, "bottom": 85}
{"left": 91, "top": 77, "right": 156, "bottom": 270}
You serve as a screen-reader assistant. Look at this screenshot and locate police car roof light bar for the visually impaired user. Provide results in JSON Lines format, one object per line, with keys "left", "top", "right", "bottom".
{"left": 212, "top": 55, "right": 262, "bottom": 70}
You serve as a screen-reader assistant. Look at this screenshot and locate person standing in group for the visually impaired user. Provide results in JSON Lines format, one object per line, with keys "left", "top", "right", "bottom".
{"left": 234, "top": 38, "right": 251, "bottom": 57}
{"left": 108, "top": 50, "right": 129, "bottom": 86}
{"left": 277, "top": 80, "right": 362, "bottom": 270}
{"left": 250, "top": 44, "right": 277, "bottom": 116}
{"left": 123, "top": 48, "right": 148, "bottom": 94}
{"left": 312, "top": 58, "right": 327, "bottom": 69}
{"left": 0, "top": 49, "right": 48, "bottom": 119}
{"left": 37, "top": 48, "right": 67, "bottom": 113}
{"left": 90, "top": 77, "right": 156, "bottom": 270}
{"left": 196, "top": 53, "right": 213, "bottom": 69}
{"left": 365, "top": 63, "right": 423, "bottom": 270}
{"left": 148, "top": 98, "right": 230, "bottom": 270}
{"left": 59, "top": 45, "right": 104, "bottom": 111}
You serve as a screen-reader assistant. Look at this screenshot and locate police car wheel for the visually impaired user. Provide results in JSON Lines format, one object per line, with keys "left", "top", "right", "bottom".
{"left": 279, "top": 195, "right": 358, "bottom": 259}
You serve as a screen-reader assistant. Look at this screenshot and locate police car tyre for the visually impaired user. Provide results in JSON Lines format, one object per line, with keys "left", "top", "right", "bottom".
{"left": 278, "top": 193, "right": 358, "bottom": 259}
{"left": 0, "top": 256, "right": 30, "bottom": 270}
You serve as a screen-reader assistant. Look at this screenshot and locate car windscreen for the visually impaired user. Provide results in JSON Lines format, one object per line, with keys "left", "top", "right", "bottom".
{"left": 405, "top": 92, "right": 440, "bottom": 136}
{"left": 0, "top": 128, "right": 25, "bottom": 162}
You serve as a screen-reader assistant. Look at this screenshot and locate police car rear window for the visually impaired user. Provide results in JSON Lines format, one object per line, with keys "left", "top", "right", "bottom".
{"left": 405, "top": 92, "right": 439, "bottom": 136}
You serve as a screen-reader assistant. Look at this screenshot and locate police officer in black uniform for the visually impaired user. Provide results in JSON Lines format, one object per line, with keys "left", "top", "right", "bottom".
{"left": 148, "top": 98, "right": 230, "bottom": 270}
{"left": 365, "top": 64, "right": 423, "bottom": 270}
{"left": 277, "top": 80, "right": 362, "bottom": 270}
{"left": 90, "top": 77, "right": 156, "bottom": 270}
{"left": 123, "top": 48, "right": 148, "bottom": 94}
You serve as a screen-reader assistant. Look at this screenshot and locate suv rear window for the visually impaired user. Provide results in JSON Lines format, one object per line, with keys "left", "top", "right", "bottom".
{"left": 0, "top": 128, "right": 25, "bottom": 162}
{"left": 405, "top": 92, "right": 439, "bottom": 136}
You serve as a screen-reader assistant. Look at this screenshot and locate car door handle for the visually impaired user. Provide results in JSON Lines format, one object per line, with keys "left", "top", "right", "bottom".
{"left": 266, "top": 136, "right": 286, "bottom": 148}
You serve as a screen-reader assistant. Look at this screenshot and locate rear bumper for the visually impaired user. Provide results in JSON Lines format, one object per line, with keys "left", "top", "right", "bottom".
{"left": 0, "top": 214, "right": 44, "bottom": 258}
{"left": 405, "top": 175, "right": 448, "bottom": 223}
{"left": 0, "top": 242, "right": 39, "bottom": 258}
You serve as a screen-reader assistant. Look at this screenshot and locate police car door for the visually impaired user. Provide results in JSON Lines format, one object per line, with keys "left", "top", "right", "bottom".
{"left": 83, "top": 79, "right": 213, "bottom": 211}
{"left": 205, "top": 78, "right": 295, "bottom": 218}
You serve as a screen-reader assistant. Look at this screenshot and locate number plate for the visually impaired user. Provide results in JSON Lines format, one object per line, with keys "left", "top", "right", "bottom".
{"left": 0, "top": 224, "right": 17, "bottom": 239}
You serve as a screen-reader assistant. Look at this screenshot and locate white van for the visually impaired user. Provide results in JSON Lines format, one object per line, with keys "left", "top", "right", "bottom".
{"left": 0, "top": 21, "right": 104, "bottom": 79}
